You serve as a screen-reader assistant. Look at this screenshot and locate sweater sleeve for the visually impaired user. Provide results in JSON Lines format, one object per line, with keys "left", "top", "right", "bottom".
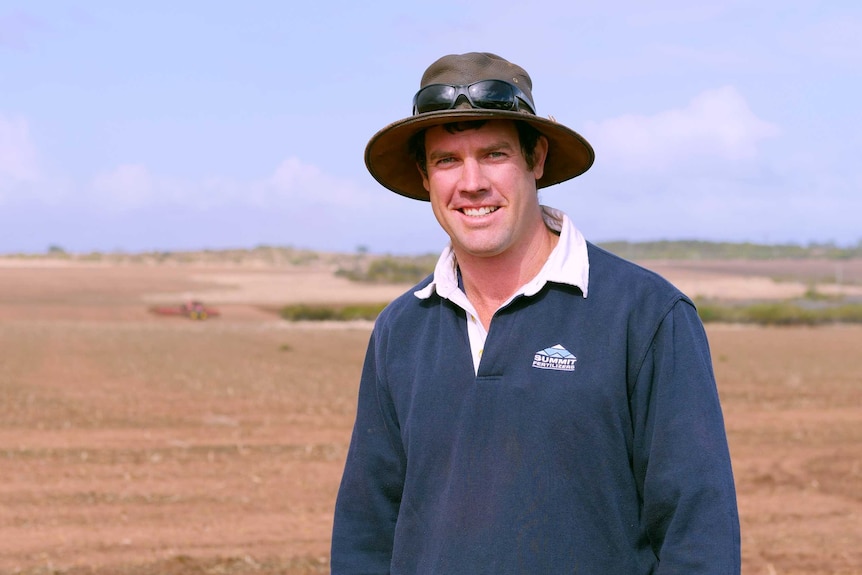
{"left": 331, "top": 327, "right": 406, "bottom": 575}
{"left": 630, "top": 299, "right": 741, "bottom": 574}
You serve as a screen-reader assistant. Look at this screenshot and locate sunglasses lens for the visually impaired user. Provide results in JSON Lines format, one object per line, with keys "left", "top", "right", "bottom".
{"left": 415, "top": 85, "right": 458, "bottom": 113}
{"left": 468, "top": 80, "right": 515, "bottom": 110}
{"left": 413, "top": 80, "right": 531, "bottom": 115}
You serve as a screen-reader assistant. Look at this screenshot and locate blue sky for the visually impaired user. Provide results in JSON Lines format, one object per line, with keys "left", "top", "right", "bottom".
{"left": 1, "top": 1, "right": 860, "bottom": 254}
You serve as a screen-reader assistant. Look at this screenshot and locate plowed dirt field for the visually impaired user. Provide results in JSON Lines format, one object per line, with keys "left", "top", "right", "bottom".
{"left": 0, "top": 259, "right": 859, "bottom": 574}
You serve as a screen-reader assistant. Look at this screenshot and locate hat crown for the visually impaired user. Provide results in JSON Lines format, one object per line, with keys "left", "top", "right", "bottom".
{"left": 420, "top": 52, "right": 535, "bottom": 106}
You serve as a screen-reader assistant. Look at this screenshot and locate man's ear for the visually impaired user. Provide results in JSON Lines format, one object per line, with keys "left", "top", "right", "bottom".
{"left": 532, "top": 135, "right": 549, "bottom": 181}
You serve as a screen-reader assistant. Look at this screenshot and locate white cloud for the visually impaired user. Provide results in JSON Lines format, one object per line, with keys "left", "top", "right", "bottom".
{"left": 269, "top": 157, "right": 326, "bottom": 190}
{"left": 0, "top": 114, "right": 38, "bottom": 182}
{"left": 91, "top": 164, "right": 154, "bottom": 210}
{"left": 585, "top": 86, "right": 779, "bottom": 175}
{"left": 84, "top": 156, "right": 373, "bottom": 212}
{"left": 266, "top": 157, "right": 371, "bottom": 207}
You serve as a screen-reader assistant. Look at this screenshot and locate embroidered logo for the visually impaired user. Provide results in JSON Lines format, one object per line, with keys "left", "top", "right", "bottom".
{"left": 532, "top": 344, "right": 577, "bottom": 371}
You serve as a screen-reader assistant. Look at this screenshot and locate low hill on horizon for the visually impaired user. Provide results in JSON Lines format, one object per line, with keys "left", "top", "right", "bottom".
{"left": 597, "top": 239, "right": 862, "bottom": 261}
{"left": 7, "top": 239, "right": 861, "bottom": 265}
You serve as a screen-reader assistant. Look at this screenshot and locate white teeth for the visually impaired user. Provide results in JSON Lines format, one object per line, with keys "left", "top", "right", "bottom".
{"left": 462, "top": 206, "right": 498, "bottom": 217}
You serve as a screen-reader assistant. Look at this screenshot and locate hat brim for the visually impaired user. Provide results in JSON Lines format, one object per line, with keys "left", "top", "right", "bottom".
{"left": 365, "top": 108, "right": 595, "bottom": 201}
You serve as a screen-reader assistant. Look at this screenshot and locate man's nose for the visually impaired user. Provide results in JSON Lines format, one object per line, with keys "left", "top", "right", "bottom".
{"left": 458, "top": 158, "right": 489, "bottom": 194}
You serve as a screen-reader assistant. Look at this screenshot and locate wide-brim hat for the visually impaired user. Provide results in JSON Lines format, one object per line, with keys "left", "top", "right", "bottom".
{"left": 365, "top": 52, "right": 595, "bottom": 201}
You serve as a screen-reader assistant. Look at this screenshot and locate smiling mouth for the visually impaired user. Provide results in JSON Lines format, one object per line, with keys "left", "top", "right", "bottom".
{"left": 461, "top": 206, "right": 499, "bottom": 217}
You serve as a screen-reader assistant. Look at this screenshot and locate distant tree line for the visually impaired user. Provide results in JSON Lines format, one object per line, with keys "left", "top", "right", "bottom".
{"left": 331, "top": 240, "right": 862, "bottom": 285}
{"left": 6, "top": 240, "right": 859, "bottom": 270}
{"left": 597, "top": 239, "right": 862, "bottom": 261}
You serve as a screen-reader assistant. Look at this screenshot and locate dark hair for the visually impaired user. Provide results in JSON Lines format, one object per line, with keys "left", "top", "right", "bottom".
{"left": 410, "top": 120, "right": 543, "bottom": 177}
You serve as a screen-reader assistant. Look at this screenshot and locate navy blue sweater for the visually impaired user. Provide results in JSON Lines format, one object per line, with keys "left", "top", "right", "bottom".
{"left": 332, "top": 243, "right": 740, "bottom": 574}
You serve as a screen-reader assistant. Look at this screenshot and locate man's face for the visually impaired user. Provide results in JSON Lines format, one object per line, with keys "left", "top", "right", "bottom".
{"left": 420, "top": 120, "right": 548, "bottom": 261}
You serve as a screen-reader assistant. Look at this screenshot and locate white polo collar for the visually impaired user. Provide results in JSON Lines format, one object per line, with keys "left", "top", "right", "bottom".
{"left": 414, "top": 206, "right": 589, "bottom": 307}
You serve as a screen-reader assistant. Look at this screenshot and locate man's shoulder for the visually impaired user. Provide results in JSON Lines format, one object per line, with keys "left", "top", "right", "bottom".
{"left": 375, "top": 273, "right": 437, "bottom": 327}
{"left": 587, "top": 242, "right": 684, "bottom": 296}
{"left": 584, "top": 242, "right": 694, "bottom": 323}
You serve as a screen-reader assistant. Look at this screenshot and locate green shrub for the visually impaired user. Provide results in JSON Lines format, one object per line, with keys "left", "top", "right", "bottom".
{"left": 694, "top": 303, "right": 741, "bottom": 324}
{"left": 803, "top": 285, "right": 841, "bottom": 301}
{"left": 336, "top": 255, "right": 436, "bottom": 284}
{"left": 695, "top": 301, "right": 862, "bottom": 326}
{"left": 823, "top": 304, "right": 862, "bottom": 323}
{"left": 744, "top": 303, "right": 817, "bottom": 325}
{"left": 279, "top": 302, "right": 388, "bottom": 321}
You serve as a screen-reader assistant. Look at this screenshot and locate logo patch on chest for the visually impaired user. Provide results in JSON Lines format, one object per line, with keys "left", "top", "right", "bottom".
{"left": 532, "top": 344, "right": 577, "bottom": 372}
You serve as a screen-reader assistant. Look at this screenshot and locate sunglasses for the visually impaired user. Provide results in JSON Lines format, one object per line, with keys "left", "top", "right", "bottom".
{"left": 412, "top": 79, "right": 536, "bottom": 115}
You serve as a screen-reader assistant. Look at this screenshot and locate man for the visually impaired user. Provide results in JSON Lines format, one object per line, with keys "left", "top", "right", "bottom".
{"left": 332, "top": 52, "right": 740, "bottom": 574}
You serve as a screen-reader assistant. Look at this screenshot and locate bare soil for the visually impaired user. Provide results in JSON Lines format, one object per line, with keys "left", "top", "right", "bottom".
{"left": 641, "top": 258, "right": 862, "bottom": 301}
{"left": 0, "top": 258, "right": 859, "bottom": 574}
